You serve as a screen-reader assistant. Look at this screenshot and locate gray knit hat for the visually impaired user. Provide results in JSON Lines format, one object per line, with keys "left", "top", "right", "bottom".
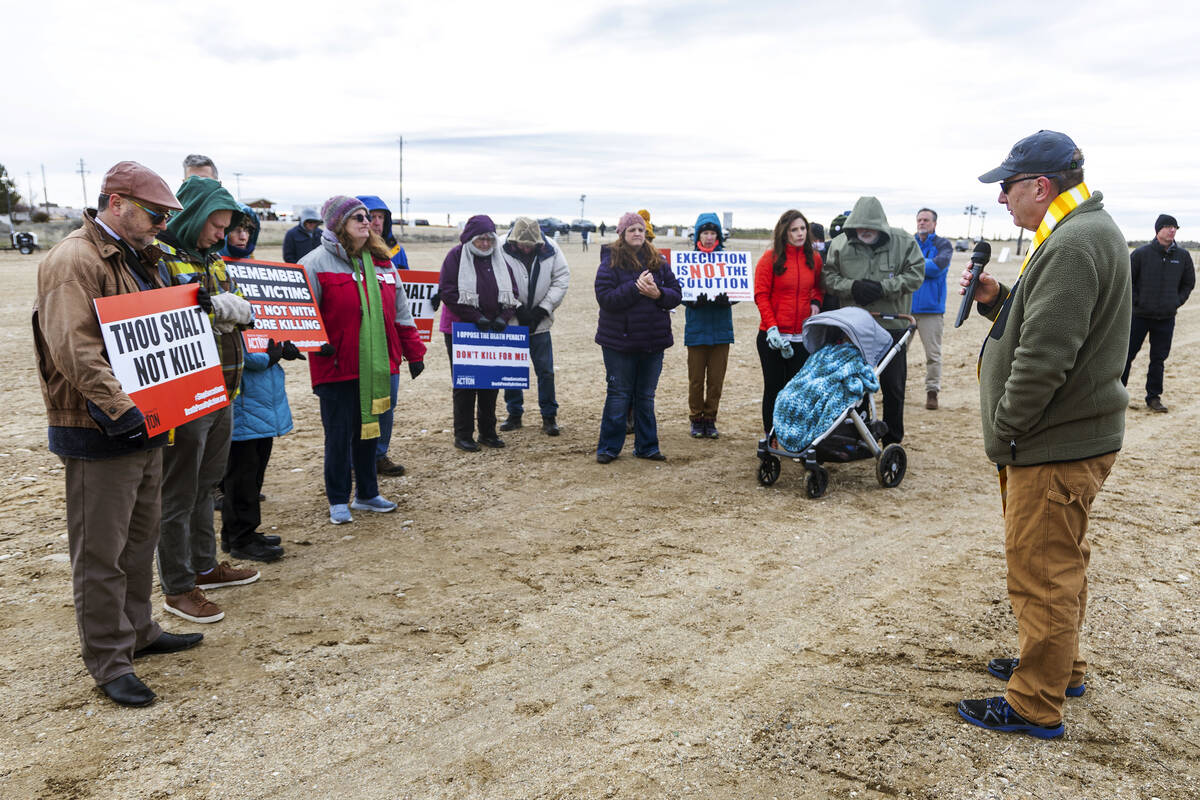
{"left": 508, "top": 217, "right": 543, "bottom": 247}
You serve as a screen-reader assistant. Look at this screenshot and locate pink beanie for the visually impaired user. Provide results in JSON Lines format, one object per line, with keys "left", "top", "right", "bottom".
{"left": 616, "top": 211, "right": 645, "bottom": 235}
{"left": 321, "top": 195, "right": 367, "bottom": 232}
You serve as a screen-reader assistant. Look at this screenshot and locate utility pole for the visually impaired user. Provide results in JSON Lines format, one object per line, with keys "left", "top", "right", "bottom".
{"left": 963, "top": 204, "right": 978, "bottom": 239}
{"left": 978, "top": 210, "right": 987, "bottom": 241}
{"left": 77, "top": 158, "right": 89, "bottom": 209}
{"left": 233, "top": 172, "right": 243, "bottom": 201}
{"left": 26, "top": 172, "right": 36, "bottom": 218}
{"left": 580, "top": 193, "right": 586, "bottom": 220}
{"left": 41, "top": 164, "right": 50, "bottom": 215}
{"left": 404, "top": 197, "right": 410, "bottom": 225}
{"left": 397, "top": 136, "right": 404, "bottom": 233}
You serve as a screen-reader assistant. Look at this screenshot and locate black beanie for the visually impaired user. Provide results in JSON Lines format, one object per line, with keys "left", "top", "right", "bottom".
{"left": 1155, "top": 214, "right": 1179, "bottom": 232}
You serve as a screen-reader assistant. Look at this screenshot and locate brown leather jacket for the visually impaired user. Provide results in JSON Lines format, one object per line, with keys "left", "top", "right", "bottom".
{"left": 33, "top": 212, "right": 165, "bottom": 430}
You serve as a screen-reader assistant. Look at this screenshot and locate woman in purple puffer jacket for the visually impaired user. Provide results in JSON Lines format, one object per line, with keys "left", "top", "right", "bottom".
{"left": 593, "top": 212, "right": 682, "bottom": 463}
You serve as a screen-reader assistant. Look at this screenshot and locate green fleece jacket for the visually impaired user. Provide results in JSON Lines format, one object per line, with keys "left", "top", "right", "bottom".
{"left": 820, "top": 196, "right": 924, "bottom": 330}
{"left": 976, "top": 191, "right": 1130, "bottom": 466}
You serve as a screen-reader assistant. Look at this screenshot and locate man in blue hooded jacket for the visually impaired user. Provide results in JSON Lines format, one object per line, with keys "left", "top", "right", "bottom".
{"left": 912, "top": 208, "right": 953, "bottom": 409}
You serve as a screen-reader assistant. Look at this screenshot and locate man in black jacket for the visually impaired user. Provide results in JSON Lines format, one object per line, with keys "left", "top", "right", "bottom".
{"left": 1122, "top": 214, "right": 1194, "bottom": 412}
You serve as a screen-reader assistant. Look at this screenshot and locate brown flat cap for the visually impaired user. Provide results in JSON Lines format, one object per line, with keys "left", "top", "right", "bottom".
{"left": 100, "top": 161, "right": 182, "bottom": 210}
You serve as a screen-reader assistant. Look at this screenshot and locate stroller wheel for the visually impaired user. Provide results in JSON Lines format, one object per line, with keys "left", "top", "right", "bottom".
{"left": 757, "top": 455, "right": 781, "bottom": 487}
{"left": 876, "top": 444, "right": 907, "bottom": 488}
{"left": 805, "top": 466, "right": 829, "bottom": 498}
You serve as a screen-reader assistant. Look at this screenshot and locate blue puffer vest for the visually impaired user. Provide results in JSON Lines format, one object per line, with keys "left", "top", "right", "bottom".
{"left": 232, "top": 352, "right": 294, "bottom": 441}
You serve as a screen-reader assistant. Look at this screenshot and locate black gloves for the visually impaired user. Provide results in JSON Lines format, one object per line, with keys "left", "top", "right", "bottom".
{"left": 281, "top": 341, "right": 306, "bottom": 360}
{"left": 266, "top": 338, "right": 284, "bottom": 367}
{"left": 693, "top": 292, "right": 709, "bottom": 307}
{"left": 87, "top": 402, "right": 148, "bottom": 443}
{"left": 408, "top": 361, "right": 425, "bottom": 379}
{"left": 429, "top": 291, "right": 441, "bottom": 311}
{"left": 713, "top": 292, "right": 730, "bottom": 306}
{"left": 851, "top": 280, "right": 884, "bottom": 306}
{"left": 514, "top": 305, "right": 533, "bottom": 327}
{"left": 475, "top": 317, "right": 494, "bottom": 332}
{"left": 490, "top": 318, "right": 507, "bottom": 333}
{"left": 196, "top": 285, "right": 214, "bottom": 313}
{"left": 317, "top": 343, "right": 336, "bottom": 358}
{"left": 529, "top": 306, "right": 549, "bottom": 324}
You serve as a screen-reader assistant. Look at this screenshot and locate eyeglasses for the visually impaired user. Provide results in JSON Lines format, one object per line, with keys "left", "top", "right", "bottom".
{"left": 348, "top": 213, "right": 370, "bottom": 224}
{"left": 999, "top": 175, "right": 1057, "bottom": 194}
{"left": 125, "top": 196, "right": 175, "bottom": 225}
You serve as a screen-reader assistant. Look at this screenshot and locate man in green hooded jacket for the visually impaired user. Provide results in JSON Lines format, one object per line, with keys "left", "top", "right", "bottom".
{"left": 821, "top": 196, "right": 924, "bottom": 444}
{"left": 154, "top": 176, "right": 259, "bottom": 624}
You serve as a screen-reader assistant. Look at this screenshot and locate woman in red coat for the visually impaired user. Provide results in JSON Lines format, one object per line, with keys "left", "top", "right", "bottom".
{"left": 753, "top": 209, "right": 823, "bottom": 435}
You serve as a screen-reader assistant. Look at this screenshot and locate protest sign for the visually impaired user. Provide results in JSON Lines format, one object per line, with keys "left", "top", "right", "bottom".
{"left": 94, "top": 284, "right": 228, "bottom": 436}
{"left": 670, "top": 250, "right": 754, "bottom": 302}
{"left": 222, "top": 258, "right": 328, "bottom": 352}
{"left": 450, "top": 322, "right": 530, "bottom": 390}
{"left": 398, "top": 270, "right": 441, "bottom": 342}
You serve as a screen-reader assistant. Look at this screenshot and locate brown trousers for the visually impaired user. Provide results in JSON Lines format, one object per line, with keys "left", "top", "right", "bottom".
{"left": 65, "top": 448, "right": 164, "bottom": 685}
{"left": 1004, "top": 451, "right": 1116, "bottom": 724}
{"left": 686, "top": 344, "right": 730, "bottom": 420}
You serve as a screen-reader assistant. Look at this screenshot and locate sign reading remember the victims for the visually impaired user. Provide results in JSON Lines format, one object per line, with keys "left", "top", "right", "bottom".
{"left": 222, "top": 258, "right": 328, "bottom": 352}
{"left": 94, "top": 284, "right": 227, "bottom": 436}
{"left": 451, "top": 322, "right": 530, "bottom": 390}
{"left": 670, "top": 250, "right": 754, "bottom": 302}
{"left": 398, "top": 269, "right": 440, "bottom": 343}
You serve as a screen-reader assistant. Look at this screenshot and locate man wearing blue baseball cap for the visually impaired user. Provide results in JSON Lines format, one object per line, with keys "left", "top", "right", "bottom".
{"left": 956, "top": 130, "right": 1131, "bottom": 739}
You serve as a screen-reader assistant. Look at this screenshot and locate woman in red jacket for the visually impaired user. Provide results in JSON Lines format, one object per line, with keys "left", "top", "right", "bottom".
{"left": 754, "top": 209, "right": 823, "bottom": 436}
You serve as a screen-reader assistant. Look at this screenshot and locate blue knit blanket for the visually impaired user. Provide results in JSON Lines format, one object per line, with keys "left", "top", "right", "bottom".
{"left": 773, "top": 343, "right": 880, "bottom": 452}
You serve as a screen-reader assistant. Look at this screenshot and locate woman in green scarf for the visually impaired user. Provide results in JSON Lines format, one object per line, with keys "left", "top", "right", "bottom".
{"left": 300, "top": 196, "right": 405, "bottom": 525}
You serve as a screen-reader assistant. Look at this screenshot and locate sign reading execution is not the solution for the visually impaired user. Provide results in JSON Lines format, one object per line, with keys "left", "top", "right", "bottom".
{"left": 95, "top": 284, "right": 228, "bottom": 436}
{"left": 670, "top": 250, "right": 754, "bottom": 302}
{"left": 223, "top": 258, "right": 328, "bottom": 352}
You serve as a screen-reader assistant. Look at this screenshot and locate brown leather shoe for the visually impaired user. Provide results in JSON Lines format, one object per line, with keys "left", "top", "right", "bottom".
{"left": 1146, "top": 397, "right": 1168, "bottom": 413}
{"left": 926, "top": 390, "right": 939, "bottom": 410}
{"left": 164, "top": 587, "right": 224, "bottom": 623}
{"left": 196, "top": 561, "right": 260, "bottom": 590}
{"left": 376, "top": 456, "right": 406, "bottom": 476}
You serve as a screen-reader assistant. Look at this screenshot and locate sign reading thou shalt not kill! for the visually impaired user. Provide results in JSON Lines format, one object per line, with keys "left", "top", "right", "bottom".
{"left": 94, "top": 283, "right": 228, "bottom": 436}
{"left": 669, "top": 250, "right": 754, "bottom": 302}
{"left": 222, "top": 257, "right": 329, "bottom": 352}
{"left": 398, "top": 269, "right": 441, "bottom": 343}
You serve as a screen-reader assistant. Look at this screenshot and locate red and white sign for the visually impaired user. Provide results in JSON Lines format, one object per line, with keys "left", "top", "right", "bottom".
{"left": 94, "top": 284, "right": 228, "bottom": 436}
{"left": 222, "top": 258, "right": 329, "bottom": 352}
{"left": 399, "top": 269, "right": 441, "bottom": 343}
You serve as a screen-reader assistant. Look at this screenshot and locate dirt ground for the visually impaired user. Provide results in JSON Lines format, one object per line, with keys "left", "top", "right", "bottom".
{"left": 1, "top": 233, "right": 1197, "bottom": 800}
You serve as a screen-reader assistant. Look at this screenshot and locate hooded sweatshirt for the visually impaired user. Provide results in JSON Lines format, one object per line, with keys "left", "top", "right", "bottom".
{"left": 820, "top": 196, "right": 924, "bottom": 330}
{"left": 284, "top": 208, "right": 323, "bottom": 263}
{"left": 219, "top": 203, "right": 260, "bottom": 260}
{"left": 683, "top": 212, "right": 734, "bottom": 346}
{"left": 157, "top": 176, "right": 251, "bottom": 394}
{"left": 357, "top": 195, "right": 409, "bottom": 269}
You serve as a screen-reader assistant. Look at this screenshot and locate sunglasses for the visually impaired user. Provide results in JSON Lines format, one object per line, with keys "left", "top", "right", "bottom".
{"left": 348, "top": 212, "right": 371, "bottom": 224}
{"left": 999, "top": 174, "right": 1058, "bottom": 194}
{"left": 125, "top": 196, "right": 175, "bottom": 225}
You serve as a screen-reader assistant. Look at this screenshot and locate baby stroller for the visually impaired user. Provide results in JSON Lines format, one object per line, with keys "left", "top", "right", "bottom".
{"left": 755, "top": 307, "right": 916, "bottom": 498}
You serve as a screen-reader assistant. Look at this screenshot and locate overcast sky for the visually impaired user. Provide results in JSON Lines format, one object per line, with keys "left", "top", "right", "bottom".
{"left": 4, "top": 0, "right": 1198, "bottom": 240}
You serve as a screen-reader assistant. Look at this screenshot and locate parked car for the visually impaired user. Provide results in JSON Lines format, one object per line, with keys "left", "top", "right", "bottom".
{"left": 538, "top": 217, "right": 570, "bottom": 237}
{"left": 570, "top": 219, "right": 596, "bottom": 233}
{"left": 954, "top": 238, "right": 970, "bottom": 252}
{"left": 414, "top": 219, "right": 430, "bottom": 226}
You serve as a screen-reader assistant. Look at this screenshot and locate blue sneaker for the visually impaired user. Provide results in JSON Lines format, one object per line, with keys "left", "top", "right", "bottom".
{"left": 987, "top": 657, "right": 1085, "bottom": 697}
{"left": 329, "top": 504, "right": 353, "bottom": 525}
{"left": 351, "top": 495, "right": 397, "bottom": 513}
{"left": 957, "top": 696, "right": 1064, "bottom": 739}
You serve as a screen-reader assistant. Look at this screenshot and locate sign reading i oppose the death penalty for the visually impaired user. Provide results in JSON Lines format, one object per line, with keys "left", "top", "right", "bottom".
{"left": 94, "top": 283, "right": 227, "bottom": 436}
{"left": 222, "top": 258, "right": 328, "bottom": 352}
{"left": 670, "top": 250, "right": 754, "bottom": 302}
{"left": 398, "top": 269, "right": 441, "bottom": 343}
{"left": 450, "top": 322, "right": 530, "bottom": 390}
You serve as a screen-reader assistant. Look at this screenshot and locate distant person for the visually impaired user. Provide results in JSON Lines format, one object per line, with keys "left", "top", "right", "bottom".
{"left": 356, "top": 195, "right": 419, "bottom": 476}
{"left": 599, "top": 221, "right": 607, "bottom": 239}
{"left": 912, "top": 208, "right": 953, "bottom": 410}
{"left": 217, "top": 207, "right": 297, "bottom": 563}
{"left": 182, "top": 154, "right": 218, "bottom": 181}
{"left": 594, "top": 212, "right": 681, "bottom": 463}
{"left": 753, "top": 209, "right": 823, "bottom": 436}
{"left": 809, "top": 222, "right": 827, "bottom": 257}
{"left": 34, "top": 161, "right": 196, "bottom": 708}
{"left": 821, "top": 196, "right": 923, "bottom": 445}
{"left": 580, "top": 227, "right": 589, "bottom": 252}
{"left": 301, "top": 196, "right": 421, "bottom": 524}
{"left": 683, "top": 213, "right": 735, "bottom": 439}
{"left": 438, "top": 215, "right": 519, "bottom": 451}
{"left": 1122, "top": 214, "right": 1194, "bottom": 412}
{"left": 637, "top": 208, "right": 656, "bottom": 241}
{"left": 283, "top": 208, "right": 322, "bottom": 264}
{"left": 499, "top": 217, "right": 570, "bottom": 436}
{"left": 156, "top": 176, "right": 258, "bottom": 624}
{"left": 958, "top": 130, "right": 1129, "bottom": 740}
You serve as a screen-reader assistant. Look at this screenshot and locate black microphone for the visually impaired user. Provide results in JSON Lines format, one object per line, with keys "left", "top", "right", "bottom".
{"left": 954, "top": 241, "right": 992, "bottom": 328}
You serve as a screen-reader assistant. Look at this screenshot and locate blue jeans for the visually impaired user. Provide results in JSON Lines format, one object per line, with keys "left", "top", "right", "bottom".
{"left": 505, "top": 331, "right": 558, "bottom": 419}
{"left": 314, "top": 379, "right": 379, "bottom": 504}
{"left": 597, "top": 347, "right": 663, "bottom": 457}
{"left": 375, "top": 372, "right": 401, "bottom": 459}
